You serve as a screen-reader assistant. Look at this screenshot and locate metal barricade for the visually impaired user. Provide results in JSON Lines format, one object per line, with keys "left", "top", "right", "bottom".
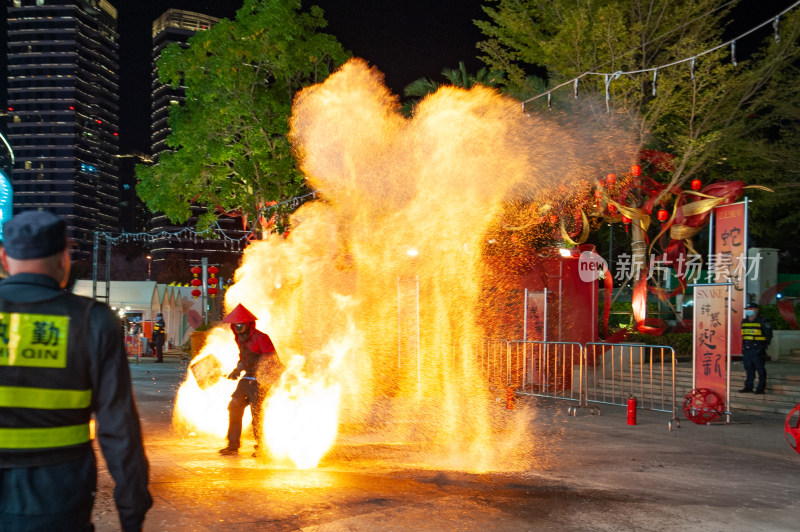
{"left": 583, "top": 342, "right": 679, "bottom": 426}
{"left": 509, "top": 341, "right": 584, "bottom": 403}
{"left": 473, "top": 338, "right": 512, "bottom": 391}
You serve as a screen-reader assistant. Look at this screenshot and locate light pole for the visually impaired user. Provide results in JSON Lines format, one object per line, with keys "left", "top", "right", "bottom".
{"left": 146, "top": 255, "right": 152, "bottom": 280}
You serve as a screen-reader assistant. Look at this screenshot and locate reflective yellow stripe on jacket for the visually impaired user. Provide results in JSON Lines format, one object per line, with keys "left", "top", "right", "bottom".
{"left": 0, "top": 385, "right": 92, "bottom": 449}
{"left": 742, "top": 322, "right": 766, "bottom": 341}
{"left": 0, "top": 386, "right": 91, "bottom": 409}
{"left": 0, "top": 424, "right": 90, "bottom": 449}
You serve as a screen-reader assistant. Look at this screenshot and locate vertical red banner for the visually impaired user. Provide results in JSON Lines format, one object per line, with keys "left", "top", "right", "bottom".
{"left": 713, "top": 203, "right": 746, "bottom": 356}
{"left": 694, "top": 285, "right": 729, "bottom": 399}
{"left": 525, "top": 291, "right": 546, "bottom": 341}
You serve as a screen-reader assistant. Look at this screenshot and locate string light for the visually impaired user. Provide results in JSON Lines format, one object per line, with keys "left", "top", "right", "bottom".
{"left": 99, "top": 191, "right": 318, "bottom": 247}
{"left": 521, "top": 1, "right": 800, "bottom": 111}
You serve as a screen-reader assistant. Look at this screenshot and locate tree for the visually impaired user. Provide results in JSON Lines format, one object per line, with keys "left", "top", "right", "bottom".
{"left": 478, "top": 0, "right": 800, "bottom": 183}
{"left": 475, "top": 0, "right": 800, "bottom": 324}
{"left": 402, "top": 61, "right": 505, "bottom": 115}
{"left": 136, "top": 0, "right": 349, "bottom": 232}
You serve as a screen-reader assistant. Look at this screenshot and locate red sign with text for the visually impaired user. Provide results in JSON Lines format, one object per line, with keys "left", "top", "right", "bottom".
{"left": 694, "top": 285, "right": 729, "bottom": 399}
{"left": 713, "top": 202, "right": 746, "bottom": 356}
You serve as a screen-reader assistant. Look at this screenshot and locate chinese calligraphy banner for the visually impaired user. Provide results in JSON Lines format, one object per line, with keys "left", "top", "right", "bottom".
{"left": 693, "top": 284, "right": 730, "bottom": 400}
{"left": 712, "top": 202, "right": 746, "bottom": 356}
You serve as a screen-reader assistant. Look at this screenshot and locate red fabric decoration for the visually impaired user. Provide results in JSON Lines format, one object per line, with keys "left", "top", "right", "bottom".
{"left": 777, "top": 300, "right": 798, "bottom": 330}
{"left": 640, "top": 149, "right": 676, "bottom": 172}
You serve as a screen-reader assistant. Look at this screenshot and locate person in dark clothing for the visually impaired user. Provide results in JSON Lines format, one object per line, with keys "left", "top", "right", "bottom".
{"left": 152, "top": 312, "right": 166, "bottom": 362}
{"left": 739, "top": 302, "right": 773, "bottom": 394}
{"left": 218, "top": 303, "right": 283, "bottom": 456}
{"left": 0, "top": 211, "right": 152, "bottom": 531}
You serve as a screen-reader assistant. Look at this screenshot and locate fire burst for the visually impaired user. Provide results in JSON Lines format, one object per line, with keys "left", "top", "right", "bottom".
{"left": 175, "top": 58, "right": 635, "bottom": 471}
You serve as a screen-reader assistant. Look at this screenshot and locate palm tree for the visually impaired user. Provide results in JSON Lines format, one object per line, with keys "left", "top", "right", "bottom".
{"left": 401, "top": 61, "right": 505, "bottom": 116}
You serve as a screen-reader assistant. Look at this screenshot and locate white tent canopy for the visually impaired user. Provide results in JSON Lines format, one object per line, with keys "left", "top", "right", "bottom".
{"left": 72, "top": 280, "right": 199, "bottom": 347}
{"left": 73, "top": 280, "right": 157, "bottom": 320}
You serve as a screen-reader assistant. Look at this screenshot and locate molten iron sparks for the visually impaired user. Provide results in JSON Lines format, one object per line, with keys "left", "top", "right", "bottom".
{"left": 175, "top": 58, "right": 636, "bottom": 470}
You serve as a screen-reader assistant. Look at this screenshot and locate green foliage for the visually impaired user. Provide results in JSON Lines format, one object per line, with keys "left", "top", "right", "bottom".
{"left": 604, "top": 300, "right": 664, "bottom": 330}
{"left": 476, "top": 0, "right": 800, "bottom": 192}
{"left": 626, "top": 332, "right": 693, "bottom": 359}
{"left": 136, "top": 0, "right": 349, "bottom": 231}
{"left": 401, "top": 60, "right": 505, "bottom": 116}
{"left": 758, "top": 303, "right": 800, "bottom": 331}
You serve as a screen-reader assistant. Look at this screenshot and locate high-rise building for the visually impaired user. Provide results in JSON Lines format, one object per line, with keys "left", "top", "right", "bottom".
{"left": 148, "top": 8, "right": 243, "bottom": 265}
{"left": 5, "top": 0, "right": 120, "bottom": 260}
{"left": 151, "top": 9, "right": 218, "bottom": 158}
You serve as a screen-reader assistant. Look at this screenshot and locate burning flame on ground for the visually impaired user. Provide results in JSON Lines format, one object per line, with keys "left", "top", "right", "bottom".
{"left": 175, "top": 58, "right": 636, "bottom": 471}
{"left": 173, "top": 327, "right": 250, "bottom": 437}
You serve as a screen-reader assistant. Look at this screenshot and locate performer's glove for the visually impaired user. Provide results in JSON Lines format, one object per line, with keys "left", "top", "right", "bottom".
{"left": 227, "top": 369, "right": 241, "bottom": 380}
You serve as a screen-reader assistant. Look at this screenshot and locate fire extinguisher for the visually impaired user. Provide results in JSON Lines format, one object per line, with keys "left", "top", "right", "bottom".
{"left": 627, "top": 394, "right": 637, "bottom": 425}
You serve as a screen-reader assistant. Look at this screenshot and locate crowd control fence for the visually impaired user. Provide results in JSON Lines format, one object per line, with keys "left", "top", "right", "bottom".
{"left": 583, "top": 343, "right": 680, "bottom": 427}
{"left": 475, "top": 339, "right": 681, "bottom": 428}
{"left": 508, "top": 341, "right": 585, "bottom": 404}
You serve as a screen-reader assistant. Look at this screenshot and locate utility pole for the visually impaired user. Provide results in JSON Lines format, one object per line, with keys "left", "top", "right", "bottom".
{"left": 201, "top": 256, "right": 208, "bottom": 325}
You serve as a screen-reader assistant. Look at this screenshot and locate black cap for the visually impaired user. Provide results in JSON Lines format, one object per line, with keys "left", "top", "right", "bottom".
{"left": 2, "top": 210, "right": 67, "bottom": 259}
{"left": 745, "top": 302, "right": 759, "bottom": 309}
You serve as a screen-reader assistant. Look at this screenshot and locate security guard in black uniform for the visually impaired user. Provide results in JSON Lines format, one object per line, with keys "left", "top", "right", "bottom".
{"left": 0, "top": 211, "right": 152, "bottom": 531}
{"left": 152, "top": 312, "right": 166, "bottom": 363}
{"left": 739, "top": 302, "right": 772, "bottom": 394}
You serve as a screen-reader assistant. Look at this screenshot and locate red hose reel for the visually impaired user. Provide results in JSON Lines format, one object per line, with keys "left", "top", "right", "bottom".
{"left": 682, "top": 388, "right": 725, "bottom": 425}
{"left": 785, "top": 404, "right": 800, "bottom": 455}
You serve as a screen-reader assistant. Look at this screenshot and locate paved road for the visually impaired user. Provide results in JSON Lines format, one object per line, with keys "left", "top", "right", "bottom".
{"left": 92, "top": 355, "right": 800, "bottom": 531}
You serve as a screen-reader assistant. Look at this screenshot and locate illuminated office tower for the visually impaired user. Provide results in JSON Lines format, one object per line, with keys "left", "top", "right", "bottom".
{"left": 6, "top": 0, "right": 120, "bottom": 259}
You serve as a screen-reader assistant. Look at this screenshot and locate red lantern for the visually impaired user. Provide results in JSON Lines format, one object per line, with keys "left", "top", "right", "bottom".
{"left": 606, "top": 173, "right": 616, "bottom": 184}
{"left": 594, "top": 189, "right": 602, "bottom": 199}
{"left": 690, "top": 179, "right": 702, "bottom": 191}
{"left": 630, "top": 164, "right": 641, "bottom": 177}
{"left": 208, "top": 266, "right": 218, "bottom": 275}
{"left": 191, "top": 289, "right": 201, "bottom": 299}
{"left": 190, "top": 278, "right": 202, "bottom": 287}
{"left": 621, "top": 215, "right": 631, "bottom": 234}
{"left": 549, "top": 215, "right": 558, "bottom": 224}
{"left": 608, "top": 204, "right": 617, "bottom": 214}
{"left": 657, "top": 208, "right": 669, "bottom": 222}
{"left": 208, "top": 287, "right": 219, "bottom": 297}
{"left": 191, "top": 266, "right": 202, "bottom": 277}
{"left": 209, "top": 276, "right": 218, "bottom": 284}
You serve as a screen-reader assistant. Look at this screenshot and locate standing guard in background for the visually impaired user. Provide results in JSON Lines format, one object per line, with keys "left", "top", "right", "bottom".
{"left": 152, "top": 312, "right": 166, "bottom": 363}
{"left": 218, "top": 304, "right": 283, "bottom": 456}
{"left": 739, "top": 302, "right": 773, "bottom": 394}
{"left": 0, "top": 211, "right": 152, "bottom": 531}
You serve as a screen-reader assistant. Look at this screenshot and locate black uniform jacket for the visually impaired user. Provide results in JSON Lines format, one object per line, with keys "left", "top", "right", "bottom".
{"left": 0, "top": 273, "right": 152, "bottom": 529}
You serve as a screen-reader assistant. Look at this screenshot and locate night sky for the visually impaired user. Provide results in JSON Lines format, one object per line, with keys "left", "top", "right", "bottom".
{"left": 116, "top": 0, "right": 795, "bottom": 154}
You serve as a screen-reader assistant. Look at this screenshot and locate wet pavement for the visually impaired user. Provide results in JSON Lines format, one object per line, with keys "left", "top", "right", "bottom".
{"left": 92, "top": 354, "right": 800, "bottom": 531}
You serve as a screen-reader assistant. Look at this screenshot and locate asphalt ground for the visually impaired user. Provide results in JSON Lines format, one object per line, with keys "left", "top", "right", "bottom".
{"left": 91, "top": 354, "right": 800, "bottom": 531}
